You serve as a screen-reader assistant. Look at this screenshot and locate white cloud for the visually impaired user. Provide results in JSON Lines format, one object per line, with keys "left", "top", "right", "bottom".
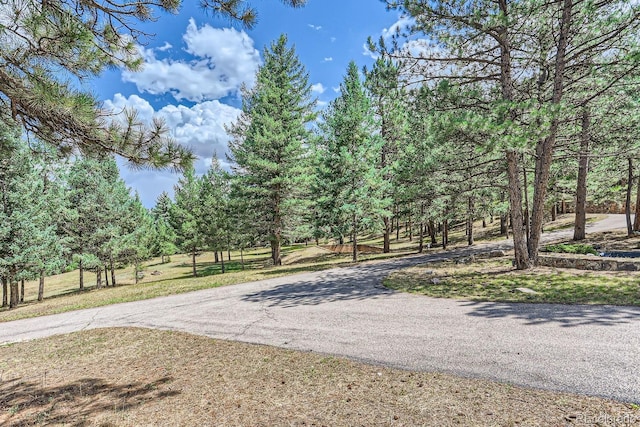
{"left": 105, "top": 93, "right": 242, "bottom": 207}
{"left": 323, "top": 57, "right": 333, "bottom": 62}
{"left": 363, "top": 15, "right": 416, "bottom": 59}
{"left": 157, "top": 42, "right": 172, "bottom": 51}
{"left": 122, "top": 19, "right": 260, "bottom": 102}
{"left": 311, "top": 83, "right": 326, "bottom": 94}
{"left": 317, "top": 100, "right": 328, "bottom": 108}
{"left": 308, "top": 24, "right": 322, "bottom": 30}
{"left": 332, "top": 86, "right": 340, "bottom": 93}
{"left": 362, "top": 43, "right": 379, "bottom": 59}
{"left": 330, "top": 37, "right": 336, "bottom": 43}
{"left": 381, "top": 16, "right": 415, "bottom": 40}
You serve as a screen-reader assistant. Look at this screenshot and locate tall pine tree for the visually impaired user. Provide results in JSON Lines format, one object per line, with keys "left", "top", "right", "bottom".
{"left": 227, "top": 34, "right": 316, "bottom": 266}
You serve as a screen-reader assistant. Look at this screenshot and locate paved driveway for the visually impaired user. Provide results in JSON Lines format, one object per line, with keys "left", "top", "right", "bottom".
{"left": 1, "top": 215, "right": 639, "bottom": 403}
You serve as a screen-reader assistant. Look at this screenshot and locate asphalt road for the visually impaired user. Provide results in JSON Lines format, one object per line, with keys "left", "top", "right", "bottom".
{"left": 1, "top": 215, "right": 639, "bottom": 403}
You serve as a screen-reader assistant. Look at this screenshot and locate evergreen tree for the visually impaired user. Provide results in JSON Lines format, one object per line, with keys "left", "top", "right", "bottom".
{"left": 0, "top": 121, "right": 59, "bottom": 308}
{"left": 171, "top": 167, "right": 205, "bottom": 277}
{"left": 151, "top": 192, "right": 178, "bottom": 263}
{"left": 0, "top": 0, "right": 306, "bottom": 168}
{"left": 364, "top": 55, "right": 407, "bottom": 253}
{"left": 227, "top": 34, "right": 316, "bottom": 266}
{"left": 316, "top": 61, "right": 389, "bottom": 262}
{"left": 200, "top": 157, "right": 231, "bottom": 273}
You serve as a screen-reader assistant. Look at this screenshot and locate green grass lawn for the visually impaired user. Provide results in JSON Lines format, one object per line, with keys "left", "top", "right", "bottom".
{"left": 384, "top": 259, "right": 640, "bottom": 306}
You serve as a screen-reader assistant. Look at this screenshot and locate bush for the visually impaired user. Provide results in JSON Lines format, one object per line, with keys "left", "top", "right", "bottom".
{"left": 544, "top": 243, "right": 598, "bottom": 255}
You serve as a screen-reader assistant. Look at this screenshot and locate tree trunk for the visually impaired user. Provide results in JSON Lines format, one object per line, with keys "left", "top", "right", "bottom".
{"left": 96, "top": 268, "right": 102, "bottom": 289}
{"left": 38, "top": 270, "right": 45, "bottom": 301}
{"left": 523, "top": 159, "right": 530, "bottom": 247}
{"left": 228, "top": 249, "right": 231, "bottom": 261}
{"left": 352, "top": 213, "right": 358, "bottom": 262}
{"left": 79, "top": 259, "right": 84, "bottom": 291}
{"left": 528, "top": 0, "right": 573, "bottom": 265}
{"left": 573, "top": 109, "right": 590, "bottom": 241}
{"left": 551, "top": 203, "right": 557, "bottom": 221}
{"left": 192, "top": 250, "right": 197, "bottom": 277}
{"left": 240, "top": 247, "right": 245, "bottom": 270}
{"left": 506, "top": 151, "right": 530, "bottom": 269}
{"left": 626, "top": 158, "right": 633, "bottom": 236}
{"left": 482, "top": 218, "right": 486, "bottom": 228}
{"left": 104, "top": 266, "right": 110, "bottom": 287}
{"left": 428, "top": 220, "right": 437, "bottom": 245}
{"left": 135, "top": 261, "right": 140, "bottom": 284}
{"left": 408, "top": 210, "right": 413, "bottom": 242}
{"left": 110, "top": 255, "right": 116, "bottom": 287}
{"left": 395, "top": 206, "right": 400, "bottom": 241}
{"left": 442, "top": 219, "right": 448, "bottom": 250}
{"left": 271, "top": 238, "right": 282, "bottom": 266}
{"left": 383, "top": 216, "right": 391, "bottom": 253}
{"left": 9, "top": 273, "right": 19, "bottom": 308}
{"left": 220, "top": 250, "right": 225, "bottom": 274}
{"left": 20, "top": 279, "right": 24, "bottom": 303}
{"left": 634, "top": 166, "right": 640, "bottom": 232}
{"left": 561, "top": 200, "right": 566, "bottom": 214}
{"left": 214, "top": 251, "right": 219, "bottom": 263}
{"left": 418, "top": 202, "right": 425, "bottom": 253}
{"left": 2, "top": 276, "right": 7, "bottom": 307}
{"left": 467, "top": 196, "right": 474, "bottom": 246}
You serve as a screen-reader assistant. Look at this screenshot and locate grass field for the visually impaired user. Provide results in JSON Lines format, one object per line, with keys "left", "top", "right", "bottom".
{"left": 384, "top": 258, "right": 640, "bottom": 306}
{"left": 1, "top": 328, "right": 637, "bottom": 426}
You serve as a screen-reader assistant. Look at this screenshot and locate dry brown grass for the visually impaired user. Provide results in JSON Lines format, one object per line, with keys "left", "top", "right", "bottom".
{"left": 0, "top": 328, "right": 636, "bottom": 426}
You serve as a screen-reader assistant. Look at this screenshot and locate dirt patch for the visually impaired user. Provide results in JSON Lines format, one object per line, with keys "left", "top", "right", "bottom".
{"left": 0, "top": 328, "right": 636, "bottom": 426}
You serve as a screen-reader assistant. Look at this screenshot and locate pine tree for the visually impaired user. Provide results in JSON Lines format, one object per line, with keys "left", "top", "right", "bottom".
{"left": 199, "top": 157, "right": 232, "bottom": 272}
{"left": 227, "top": 34, "right": 316, "bottom": 266}
{"left": 0, "top": 121, "right": 59, "bottom": 308}
{"left": 171, "top": 167, "right": 205, "bottom": 277}
{"left": 364, "top": 56, "right": 407, "bottom": 253}
{"left": 151, "top": 192, "right": 178, "bottom": 263}
{"left": 0, "top": 0, "right": 306, "bottom": 168}
{"left": 316, "top": 61, "right": 389, "bottom": 262}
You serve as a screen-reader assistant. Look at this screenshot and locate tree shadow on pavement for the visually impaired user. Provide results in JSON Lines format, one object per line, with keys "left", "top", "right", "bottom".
{"left": 241, "top": 263, "right": 402, "bottom": 307}
{"left": 462, "top": 300, "right": 640, "bottom": 327}
{"left": 0, "top": 375, "right": 178, "bottom": 426}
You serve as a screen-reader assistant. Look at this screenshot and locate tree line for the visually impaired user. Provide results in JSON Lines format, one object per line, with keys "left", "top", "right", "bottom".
{"left": 2, "top": 0, "right": 640, "bottom": 310}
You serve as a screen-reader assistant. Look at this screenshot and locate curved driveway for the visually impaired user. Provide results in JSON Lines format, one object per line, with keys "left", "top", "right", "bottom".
{"left": 1, "top": 215, "right": 639, "bottom": 403}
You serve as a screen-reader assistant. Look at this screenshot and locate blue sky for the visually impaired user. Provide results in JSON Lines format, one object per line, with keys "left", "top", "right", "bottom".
{"left": 90, "top": 0, "right": 406, "bottom": 207}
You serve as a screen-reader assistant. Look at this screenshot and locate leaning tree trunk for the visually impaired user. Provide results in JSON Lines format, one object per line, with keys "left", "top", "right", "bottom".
{"left": 574, "top": 109, "right": 590, "bottom": 241}
{"left": 527, "top": 0, "right": 573, "bottom": 265}
{"left": 626, "top": 158, "right": 634, "bottom": 236}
